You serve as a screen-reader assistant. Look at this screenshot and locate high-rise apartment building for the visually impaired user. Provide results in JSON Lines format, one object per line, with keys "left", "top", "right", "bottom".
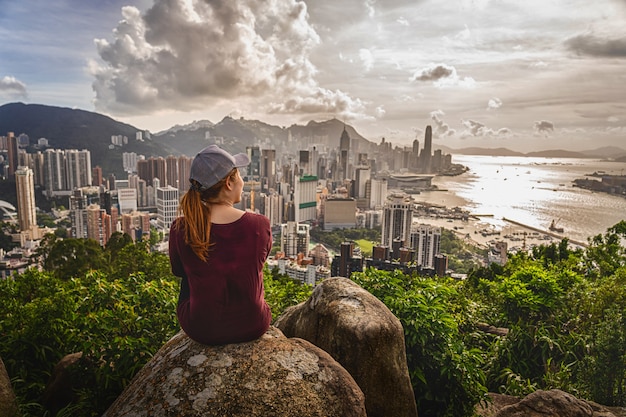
{"left": 409, "top": 224, "right": 441, "bottom": 269}
{"left": 156, "top": 186, "right": 179, "bottom": 231}
{"left": 15, "top": 166, "right": 37, "bottom": 233}
{"left": 69, "top": 189, "right": 89, "bottom": 238}
{"left": 166, "top": 155, "right": 179, "bottom": 189}
{"left": 177, "top": 155, "right": 193, "bottom": 193}
{"left": 65, "top": 149, "right": 92, "bottom": 190}
{"left": 381, "top": 193, "right": 414, "bottom": 248}
{"left": 87, "top": 204, "right": 112, "bottom": 246}
{"left": 7, "top": 132, "right": 18, "bottom": 178}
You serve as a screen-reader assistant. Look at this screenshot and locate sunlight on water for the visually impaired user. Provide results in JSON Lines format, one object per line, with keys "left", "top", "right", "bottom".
{"left": 415, "top": 156, "right": 626, "bottom": 242}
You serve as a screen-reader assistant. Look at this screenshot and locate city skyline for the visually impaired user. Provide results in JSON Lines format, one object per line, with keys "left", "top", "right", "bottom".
{"left": 1, "top": 0, "right": 625, "bottom": 152}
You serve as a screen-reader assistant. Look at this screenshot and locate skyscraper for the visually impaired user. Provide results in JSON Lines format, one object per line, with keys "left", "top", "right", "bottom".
{"left": 280, "top": 221, "right": 310, "bottom": 258}
{"left": 339, "top": 127, "right": 350, "bottom": 180}
{"left": 381, "top": 193, "right": 414, "bottom": 248}
{"left": 15, "top": 166, "right": 36, "bottom": 233}
{"left": 7, "top": 132, "right": 18, "bottom": 178}
{"left": 421, "top": 125, "right": 433, "bottom": 173}
{"left": 65, "top": 149, "right": 92, "bottom": 190}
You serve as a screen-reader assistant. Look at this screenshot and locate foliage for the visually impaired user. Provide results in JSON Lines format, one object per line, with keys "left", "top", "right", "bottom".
{"left": 264, "top": 265, "right": 313, "bottom": 321}
{"left": 0, "top": 237, "right": 180, "bottom": 416}
{"left": 352, "top": 268, "right": 486, "bottom": 417}
{"left": 3, "top": 222, "right": 626, "bottom": 416}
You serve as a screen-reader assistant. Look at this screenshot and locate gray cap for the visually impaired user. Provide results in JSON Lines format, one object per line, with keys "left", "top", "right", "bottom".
{"left": 189, "top": 145, "right": 249, "bottom": 191}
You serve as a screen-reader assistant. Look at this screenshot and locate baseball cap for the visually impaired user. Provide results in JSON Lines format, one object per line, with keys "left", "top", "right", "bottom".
{"left": 189, "top": 145, "right": 250, "bottom": 191}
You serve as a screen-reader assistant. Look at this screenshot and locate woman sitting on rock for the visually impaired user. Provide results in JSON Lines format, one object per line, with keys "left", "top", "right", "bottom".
{"left": 169, "top": 145, "right": 272, "bottom": 345}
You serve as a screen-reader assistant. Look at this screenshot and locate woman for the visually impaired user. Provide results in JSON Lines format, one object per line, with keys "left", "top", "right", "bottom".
{"left": 169, "top": 144, "right": 272, "bottom": 345}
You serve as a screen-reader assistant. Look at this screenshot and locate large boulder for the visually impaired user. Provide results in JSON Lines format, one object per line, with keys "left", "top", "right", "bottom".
{"left": 481, "top": 389, "right": 618, "bottom": 417}
{"left": 274, "top": 277, "right": 418, "bottom": 417}
{"left": 103, "top": 326, "right": 366, "bottom": 417}
{"left": 0, "top": 356, "right": 19, "bottom": 417}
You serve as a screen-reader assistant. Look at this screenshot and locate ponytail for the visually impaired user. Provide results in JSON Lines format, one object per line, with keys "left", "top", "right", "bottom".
{"left": 175, "top": 168, "right": 238, "bottom": 262}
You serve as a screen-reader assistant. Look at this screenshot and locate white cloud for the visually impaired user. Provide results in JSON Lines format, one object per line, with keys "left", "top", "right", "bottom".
{"left": 461, "top": 119, "right": 511, "bottom": 137}
{"left": 487, "top": 97, "right": 502, "bottom": 110}
{"left": 91, "top": 0, "right": 365, "bottom": 120}
{"left": 0, "top": 75, "right": 28, "bottom": 99}
{"left": 411, "top": 63, "right": 476, "bottom": 88}
{"left": 430, "top": 109, "right": 456, "bottom": 137}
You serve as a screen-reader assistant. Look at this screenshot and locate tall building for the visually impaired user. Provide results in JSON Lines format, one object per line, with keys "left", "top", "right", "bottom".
{"left": 69, "top": 189, "right": 89, "bottom": 238}
{"left": 15, "top": 166, "right": 37, "bottom": 233}
{"left": 421, "top": 125, "right": 433, "bottom": 173}
{"left": 65, "top": 149, "right": 92, "bottom": 190}
{"left": 43, "top": 149, "right": 66, "bottom": 196}
{"left": 118, "top": 188, "right": 138, "bottom": 214}
{"left": 166, "top": 155, "right": 179, "bottom": 189}
{"left": 156, "top": 186, "right": 179, "bottom": 231}
{"left": 87, "top": 204, "right": 112, "bottom": 246}
{"left": 409, "top": 224, "right": 441, "bottom": 269}
{"left": 381, "top": 193, "right": 414, "bottom": 248}
{"left": 92, "top": 166, "right": 103, "bottom": 186}
{"left": 177, "top": 155, "right": 193, "bottom": 193}
{"left": 246, "top": 146, "right": 261, "bottom": 178}
{"left": 339, "top": 127, "right": 350, "bottom": 180}
{"left": 7, "top": 132, "right": 18, "bottom": 178}
{"left": 293, "top": 175, "right": 317, "bottom": 223}
{"left": 261, "top": 149, "right": 276, "bottom": 191}
{"left": 367, "top": 178, "right": 388, "bottom": 210}
{"left": 262, "top": 192, "right": 283, "bottom": 227}
{"left": 280, "top": 221, "right": 310, "bottom": 258}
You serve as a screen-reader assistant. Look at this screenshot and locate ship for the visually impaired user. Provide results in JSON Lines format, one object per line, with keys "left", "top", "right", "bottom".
{"left": 549, "top": 219, "right": 564, "bottom": 233}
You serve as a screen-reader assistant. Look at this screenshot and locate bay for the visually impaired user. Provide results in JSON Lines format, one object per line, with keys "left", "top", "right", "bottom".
{"left": 412, "top": 155, "right": 626, "bottom": 243}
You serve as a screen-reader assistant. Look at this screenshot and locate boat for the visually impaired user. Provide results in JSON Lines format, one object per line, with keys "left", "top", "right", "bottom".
{"left": 549, "top": 219, "right": 564, "bottom": 233}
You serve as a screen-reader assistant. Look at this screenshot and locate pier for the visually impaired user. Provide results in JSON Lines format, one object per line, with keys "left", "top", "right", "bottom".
{"left": 502, "top": 217, "right": 588, "bottom": 248}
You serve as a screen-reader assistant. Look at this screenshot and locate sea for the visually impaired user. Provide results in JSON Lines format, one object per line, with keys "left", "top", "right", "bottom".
{"left": 411, "top": 155, "right": 626, "bottom": 243}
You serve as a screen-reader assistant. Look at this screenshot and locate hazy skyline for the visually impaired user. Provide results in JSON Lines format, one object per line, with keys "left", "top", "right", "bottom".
{"left": 1, "top": 0, "right": 625, "bottom": 152}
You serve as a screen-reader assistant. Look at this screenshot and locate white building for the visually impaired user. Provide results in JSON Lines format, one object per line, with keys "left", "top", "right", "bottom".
{"left": 293, "top": 175, "right": 317, "bottom": 223}
{"left": 65, "top": 149, "right": 92, "bottom": 191}
{"left": 118, "top": 188, "right": 138, "bottom": 214}
{"left": 409, "top": 224, "right": 442, "bottom": 269}
{"left": 15, "top": 167, "right": 37, "bottom": 235}
{"left": 156, "top": 186, "right": 179, "bottom": 231}
{"left": 381, "top": 193, "right": 414, "bottom": 248}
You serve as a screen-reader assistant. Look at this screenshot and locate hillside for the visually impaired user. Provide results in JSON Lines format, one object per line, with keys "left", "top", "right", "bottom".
{"left": 0, "top": 102, "right": 174, "bottom": 177}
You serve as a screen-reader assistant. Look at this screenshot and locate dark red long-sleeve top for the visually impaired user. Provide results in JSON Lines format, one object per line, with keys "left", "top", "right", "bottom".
{"left": 168, "top": 212, "right": 272, "bottom": 345}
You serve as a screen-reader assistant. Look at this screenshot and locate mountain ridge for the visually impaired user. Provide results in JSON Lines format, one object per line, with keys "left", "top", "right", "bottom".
{"left": 2, "top": 103, "right": 625, "bottom": 177}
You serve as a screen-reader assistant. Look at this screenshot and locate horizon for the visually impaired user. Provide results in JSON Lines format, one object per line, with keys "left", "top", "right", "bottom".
{"left": 1, "top": 1, "right": 625, "bottom": 153}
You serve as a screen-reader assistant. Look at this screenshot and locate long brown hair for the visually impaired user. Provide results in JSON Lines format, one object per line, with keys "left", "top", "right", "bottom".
{"left": 175, "top": 168, "right": 238, "bottom": 262}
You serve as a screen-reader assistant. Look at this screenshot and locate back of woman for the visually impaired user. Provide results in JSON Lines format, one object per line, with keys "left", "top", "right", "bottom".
{"left": 169, "top": 145, "right": 272, "bottom": 345}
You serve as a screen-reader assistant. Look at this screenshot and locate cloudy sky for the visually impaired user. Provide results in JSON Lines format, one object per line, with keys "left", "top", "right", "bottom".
{"left": 1, "top": 0, "right": 625, "bottom": 152}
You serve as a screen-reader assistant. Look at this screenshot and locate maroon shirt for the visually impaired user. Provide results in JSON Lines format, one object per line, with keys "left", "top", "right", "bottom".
{"left": 169, "top": 212, "right": 272, "bottom": 345}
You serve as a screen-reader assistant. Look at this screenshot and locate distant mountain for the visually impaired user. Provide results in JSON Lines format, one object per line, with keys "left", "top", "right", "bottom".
{"left": 0, "top": 102, "right": 174, "bottom": 177}
{"left": 451, "top": 147, "right": 525, "bottom": 157}
{"left": 580, "top": 146, "right": 626, "bottom": 160}
{"left": 525, "top": 149, "right": 588, "bottom": 158}
{"left": 152, "top": 116, "right": 377, "bottom": 157}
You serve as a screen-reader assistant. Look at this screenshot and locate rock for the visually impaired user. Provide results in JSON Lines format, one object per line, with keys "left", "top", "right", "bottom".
{"left": 41, "top": 352, "right": 84, "bottom": 416}
{"left": 274, "top": 277, "right": 418, "bottom": 417}
{"left": 491, "top": 389, "right": 617, "bottom": 417}
{"left": 103, "top": 327, "right": 366, "bottom": 417}
{"left": 0, "top": 356, "right": 19, "bottom": 417}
